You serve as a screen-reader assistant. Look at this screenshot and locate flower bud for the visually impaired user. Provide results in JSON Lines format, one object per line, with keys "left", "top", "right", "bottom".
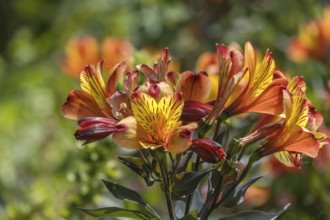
{"left": 74, "top": 117, "right": 117, "bottom": 144}
{"left": 191, "top": 138, "right": 226, "bottom": 163}
{"left": 181, "top": 101, "right": 212, "bottom": 123}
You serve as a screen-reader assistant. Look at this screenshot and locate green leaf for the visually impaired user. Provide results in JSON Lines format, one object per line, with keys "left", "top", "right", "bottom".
{"left": 80, "top": 207, "right": 152, "bottom": 219}
{"left": 102, "top": 179, "right": 160, "bottom": 218}
{"left": 172, "top": 169, "right": 212, "bottom": 196}
{"left": 218, "top": 203, "right": 290, "bottom": 220}
{"left": 117, "top": 156, "right": 155, "bottom": 186}
{"left": 180, "top": 210, "right": 198, "bottom": 220}
{"left": 221, "top": 176, "right": 262, "bottom": 208}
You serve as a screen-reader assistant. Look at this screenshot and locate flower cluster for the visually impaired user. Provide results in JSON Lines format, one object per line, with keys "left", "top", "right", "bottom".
{"left": 61, "top": 41, "right": 329, "bottom": 219}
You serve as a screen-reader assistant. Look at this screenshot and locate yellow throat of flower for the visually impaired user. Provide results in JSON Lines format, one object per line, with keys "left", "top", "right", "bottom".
{"left": 131, "top": 92, "right": 184, "bottom": 149}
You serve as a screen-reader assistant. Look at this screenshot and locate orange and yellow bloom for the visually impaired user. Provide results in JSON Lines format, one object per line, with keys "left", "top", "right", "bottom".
{"left": 62, "top": 36, "right": 134, "bottom": 77}
{"left": 61, "top": 41, "right": 328, "bottom": 166}
{"left": 287, "top": 6, "right": 330, "bottom": 63}
{"left": 256, "top": 77, "right": 329, "bottom": 167}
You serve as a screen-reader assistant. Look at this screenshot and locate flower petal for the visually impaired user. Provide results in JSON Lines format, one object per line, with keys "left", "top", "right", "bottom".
{"left": 106, "top": 61, "right": 127, "bottom": 97}
{"left": 61, "top": 90, "right": 107, "bottom": 120}
{"left": 166, "top": 123, "right": 197, "bottom": 153}
{"left": 112, "top": 116, "right": 141, "bottom": 149}
{"left": 280, "top": 125, "right": 319, "bottom": 158}
{"left": 80, "top": 62, "right": 107, "bottom": 109}
{"left": 176, "top": 71, "right": 211, "bottom": 102}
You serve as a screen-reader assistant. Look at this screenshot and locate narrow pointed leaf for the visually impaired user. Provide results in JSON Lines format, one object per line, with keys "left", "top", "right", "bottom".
{"left": 117, "top": 156, "right": 155, "bottom": 186}
{"left": 101, "top": 179, "right": 159, "bottom": 218}
{"left": 221, "top": 176, "right": 262, "bottom": 208}
{"left": 218, "top": 203, "right": 290, "bottom": 220}
{"left": 172, "top": 169, "right": 213, "bottom": 196}
{"left": 80, "top": 207, "right": 152, "bottom": 219}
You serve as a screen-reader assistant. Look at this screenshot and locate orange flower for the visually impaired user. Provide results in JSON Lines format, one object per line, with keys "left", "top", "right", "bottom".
{"left": 101, "top": 37, "right": 134, "bottom": 70}
{"left": 63, "top": 36, "right": 134, "bottom": 77}
{"left": 287, "top": 6, "right": 330, "bottom": 63}
{"left": 62, "top": 37, "right": 99, "bottom": 77}
{"left": 206, "top": 42, "right": 287, "bottom": 125}
{"left": 256, "top": 77, "right": 329, "bottom": 167}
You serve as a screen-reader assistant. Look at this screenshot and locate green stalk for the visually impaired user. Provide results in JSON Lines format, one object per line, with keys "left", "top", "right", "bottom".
{"left": 184, "top": 156, "right": 201, "bottom": 215}
{"left": 199, "top": 172, "right": 223, "bottom": 219}
{"left": 215, "top": 153, "right": 258, "bottom": 208}
{"left": 158, "top": 153, "right": 176, "bottom": 220}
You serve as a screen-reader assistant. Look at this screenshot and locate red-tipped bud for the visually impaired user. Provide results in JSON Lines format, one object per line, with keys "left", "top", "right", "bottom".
{"left": 75, "top": 117, "right": 118, "bottom": 144}
{"left": 191, "top": 138, "right": 226, "bottom": 163}
{"left": 181, "top": 101, "right": 212, "bottom": 123}
{"left": 176, "top": 71, "right": 211, "bottom": 102}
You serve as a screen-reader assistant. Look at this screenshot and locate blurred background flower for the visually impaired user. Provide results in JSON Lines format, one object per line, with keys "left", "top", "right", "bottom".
{"left": 0, "top": 0, "right": 329, "bottom": 219}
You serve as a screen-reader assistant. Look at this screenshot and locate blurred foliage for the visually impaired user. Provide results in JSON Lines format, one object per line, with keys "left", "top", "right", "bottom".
{"left": 0, "top": 0, "right": 329, "bottom": 219}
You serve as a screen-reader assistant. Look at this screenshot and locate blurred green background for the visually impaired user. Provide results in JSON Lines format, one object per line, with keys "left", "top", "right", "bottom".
{"left": 1, "top": 0, "right": 330, "bottom": 219}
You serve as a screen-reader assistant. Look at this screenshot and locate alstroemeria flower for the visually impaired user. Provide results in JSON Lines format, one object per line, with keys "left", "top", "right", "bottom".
{"left": 61, "top": 61, "right": 127, "bottom": 120}
{"left": 62, "top": 36, "right": 99, "bottom": 77}
{"left": 287, "top": 6, "right": 330, "bottom": 63}
{"left": 220, "top": 42, "right": 287, "bottom": 119}
{"left": 256, "top": 77, "right": 329, "bottom": 167}
{"left": 101, "top": 37, "right": 134, "bottom": 70}
{"left": 205, "top": 42, "right": 287, "bottom": 127}
{"left": 112, "top": 92, "right": 197, "bottom": 153}
{"left": 62, "top": 36, "right": 134, "bottom": 77}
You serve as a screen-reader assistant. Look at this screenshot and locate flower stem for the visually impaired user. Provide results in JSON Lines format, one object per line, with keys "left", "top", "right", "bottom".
{"left": 215, "top": 153, "right": 258, "bottom": 208}
{"left": 199, "top": 171, "right": 223, "bottom": 219}
{"left": 213, "top": 120, "right": 222, "bottom": 140}
{"left": 184, "top": 156, "right": 201, "bottom": 215}
{"left": 158, "top": 153, "right": 176, "bottom": 220}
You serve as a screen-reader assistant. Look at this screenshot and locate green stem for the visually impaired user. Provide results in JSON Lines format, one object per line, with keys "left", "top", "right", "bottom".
{"left": 158, "top": 153, "right": 176, "bottom": 220}
{"left": 213, "top": 120, "right": 222, "bottom": 140}
{"left": 199, "top": 171, "right": 224, "bottom": 219}
{"left": 184, "top": 156, "right": 201, "bottom": 215}
{"left": 170, "top": 153, "right": 182, "bottom": 179}
{"left": 215, "top": 154, "right": 257, "bottom": 208}
{"left": 237, "top": 143, "right": 248, "bottom": 161}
